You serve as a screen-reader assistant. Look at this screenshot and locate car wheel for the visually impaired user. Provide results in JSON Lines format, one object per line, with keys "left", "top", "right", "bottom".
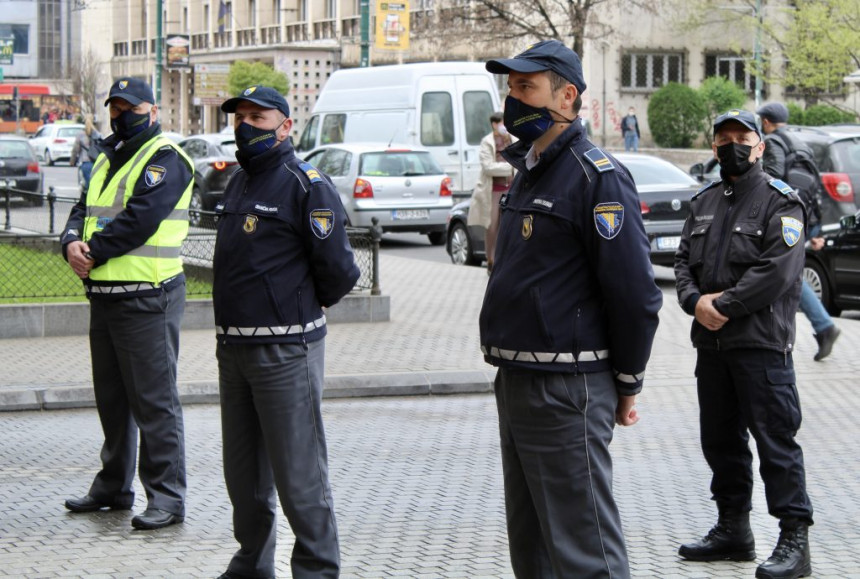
{"left": 427, "top": 231, "right": 445, "bottom": 246}
{"left": 44, "top": 149, "right": 54, "bottom": 166}
{"left": 448, "top": 222, "right": 478, "bottom": 266}
{"left": 804, "top": 260, "right": 841, "bottom": 317}
{"left": 188, "top": 189, "right": 204, "bottom": 228}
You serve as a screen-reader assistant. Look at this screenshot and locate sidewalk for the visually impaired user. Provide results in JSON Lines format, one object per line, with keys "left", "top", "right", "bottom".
{"left": 2, "top": 255, "right": 858, "bottom": 411}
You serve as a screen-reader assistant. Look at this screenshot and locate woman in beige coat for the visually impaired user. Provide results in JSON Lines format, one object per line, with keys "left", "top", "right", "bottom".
{"left": 467, "top": 112, "right": 513, "bottom": 271}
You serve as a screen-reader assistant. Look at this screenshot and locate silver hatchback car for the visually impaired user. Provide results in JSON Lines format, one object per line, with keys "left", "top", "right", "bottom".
{"left": 302, "top": 143, "right": 454, "bottom": 245}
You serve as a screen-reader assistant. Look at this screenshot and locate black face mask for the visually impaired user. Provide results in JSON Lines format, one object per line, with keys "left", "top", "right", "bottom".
{"left": 716, "top": 142, "right": 756, "bottom": 177}
{"left": 111, "top": 109, "right": 151, "bottom": 141}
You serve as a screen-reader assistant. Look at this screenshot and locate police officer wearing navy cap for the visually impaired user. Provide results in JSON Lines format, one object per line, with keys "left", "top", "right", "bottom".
{"left": 61, "top": 77, "right": 194, "bottom": 530}
{"left": 480, "top": 40, "right": 662, "bottom": 578}
{"left": 675, "top": 110, "right": 813, "bottom": 579}
{"left": 213, "top": 85, "right": 359, "bottom": 579}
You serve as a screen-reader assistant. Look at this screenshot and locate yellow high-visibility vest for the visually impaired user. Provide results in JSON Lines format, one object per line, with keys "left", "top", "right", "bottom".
{"left": 83, "top": 135, "right": 193, "bottom": 283}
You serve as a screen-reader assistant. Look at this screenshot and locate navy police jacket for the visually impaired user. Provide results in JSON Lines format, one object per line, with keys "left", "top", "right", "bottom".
{"left": 674, "top": 164, "right": 805, "bottom": 353}
{"left": 212, "top": 140, "right": 360, "bottom": 345}
{"left": 479, "top": 121, "right": 663, "bottom": 395}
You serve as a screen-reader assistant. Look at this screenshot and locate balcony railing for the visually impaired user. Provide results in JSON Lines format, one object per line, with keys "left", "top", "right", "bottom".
{"left": 131, "top": 39, "right": 147, "bottom": 56}
{"left": 285, "top": 23, "right": 307, "bottom": 43}
{"left": 313, "top": 18, "right": 337, "bottom": 40}
{"left": 191, "top": 33, "right": 209, "bottom": 50}
{"left": 341, "top": 16, "right": 359, "bottom": 38}
{"left": 237, "top": 27, "right": 257, "bottom": 47}
{"left": 260, "top": 25, "right": 281, "bottom": 45}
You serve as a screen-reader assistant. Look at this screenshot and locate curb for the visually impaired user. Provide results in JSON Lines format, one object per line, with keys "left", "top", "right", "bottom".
{"left": 0, "top": 370, "right": 498, "bottom": 412}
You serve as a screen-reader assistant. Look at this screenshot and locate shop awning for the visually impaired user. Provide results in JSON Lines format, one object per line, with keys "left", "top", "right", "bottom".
{"left": 0, "top": 84, "right": 52, "bottom": 97}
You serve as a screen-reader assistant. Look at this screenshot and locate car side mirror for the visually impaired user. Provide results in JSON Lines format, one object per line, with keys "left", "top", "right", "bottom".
{"left": 840, "top": 214, "right": 857, "bottom": 230}
{"left": 689, "top": 163, "right": 704, "bottom": 182}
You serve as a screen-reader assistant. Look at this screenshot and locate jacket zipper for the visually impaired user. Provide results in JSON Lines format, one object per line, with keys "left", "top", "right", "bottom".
{"left": 709, "top": 187, "right": 734, "bottom": 289}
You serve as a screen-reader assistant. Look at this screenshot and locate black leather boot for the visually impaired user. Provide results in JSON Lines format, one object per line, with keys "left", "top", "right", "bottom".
{"left": 813, "top": 325, "right": 840, "bottom": 361}
{"left": 678, "top": 511, "right": 756, "bottom": 561}
{"left": 756, "top": 523, "right": 811, "bottom": 579}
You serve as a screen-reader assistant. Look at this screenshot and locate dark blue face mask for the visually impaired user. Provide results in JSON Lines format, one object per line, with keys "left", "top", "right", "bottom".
{"left": 503, "top": 95, "right": 556, "bottom": 143}
{"left": 235, "top": 121, "right": 282, "bottom": 157}
{"left": 111, "top": 109, "right": 151, "bottom": 141}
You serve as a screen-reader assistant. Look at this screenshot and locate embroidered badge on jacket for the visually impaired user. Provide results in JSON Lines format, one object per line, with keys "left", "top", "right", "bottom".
{"left": 522, "top": 215, "right": 534, "bottom": 240}
{"left": 594, "top": 202, "right": 624, "bottom": 239}
{"left": 781, "top": 216, "right": 803, "bottom": 247}
{"left": 311, "top": 209, "right": 334, "bottom": 239}
{"left": 243, "top": 215, "right": 258, "bottom": 234}
{"left": 144, "top": 165, "right": 166, "bottom": 187}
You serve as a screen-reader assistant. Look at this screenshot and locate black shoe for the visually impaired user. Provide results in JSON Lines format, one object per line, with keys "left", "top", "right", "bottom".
{"left": 813, "top": 326, "right": 840, "bottom": 361}
{"left": 679, "top": 511, "right": 756, "bottom": 561}
{"left": 756, "top": 524, "right": 811, "bottom": 579}
{"left": 65, "top": 495, "right": 132, "bottom": 513}
{"left": 131, "top": 508, "right": 184, "bottom": 530}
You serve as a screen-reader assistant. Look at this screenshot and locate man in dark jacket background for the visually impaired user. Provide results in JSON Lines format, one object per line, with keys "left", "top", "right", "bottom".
{"left": 676, "top": 109, "right": 813, "bottom": 579}
{"left": 213, "top": 85, "right": 359, "bottom": 579}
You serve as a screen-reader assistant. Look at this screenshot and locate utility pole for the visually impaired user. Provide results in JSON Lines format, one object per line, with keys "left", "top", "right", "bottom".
{"left": 360, "top": 0, "right": 369, "bottom": 67}
{"left": 155, "top": 0, "right": 163, "bottom": 103}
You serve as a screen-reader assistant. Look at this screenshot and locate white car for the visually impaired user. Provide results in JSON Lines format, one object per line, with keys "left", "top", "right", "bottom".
{"left": 302, "top": 143, "right": 454, "bottom": 245}
{"left": 29, "top": 123, "right": 85, "bottom": 165}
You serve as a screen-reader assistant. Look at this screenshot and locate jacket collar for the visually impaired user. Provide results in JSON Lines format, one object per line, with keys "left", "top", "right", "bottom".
{"left": 101, "top": 122, "right": 162, "bottom": 165}
{"left": 501, "top": 119, "right": 586, "bottom": 178}
{"left": 720, "top": 161, "right": 768, "bottom": 194}
{"left": 236, "top": 139, "right": 296, "bottom": 174}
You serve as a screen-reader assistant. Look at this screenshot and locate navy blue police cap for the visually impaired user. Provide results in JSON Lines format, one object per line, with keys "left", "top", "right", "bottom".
{"left": 104, "top": 77, "right": 155, "bottom": 106}
{"left": 221, "top": 85, "right": 290, "bottom": 118}
{"left": 486, "top": 40, "right": 587, "bottom": 94}
{"left": 756, "top": 102, "right": 789, "bottom": 123}
{"left": 713, "top": 109, "right": 762, "bottom": 138}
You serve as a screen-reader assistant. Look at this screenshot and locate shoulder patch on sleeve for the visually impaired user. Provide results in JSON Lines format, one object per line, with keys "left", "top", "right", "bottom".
{"left": 583, "top": 147, "right": 615, "bottom": 173}
{"left": 768, "top": 179, "right": 795, "bottom": 196}
{"left": 299, "top": 161, "right": 324, "bottom": 184}
{"left": 144, "top": 165, "right": 166, "bottom": 187}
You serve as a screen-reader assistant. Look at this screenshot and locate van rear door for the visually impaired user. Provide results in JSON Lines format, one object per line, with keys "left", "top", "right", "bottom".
{"left": 417, "top": 75, "right": 495, "bottom": 197}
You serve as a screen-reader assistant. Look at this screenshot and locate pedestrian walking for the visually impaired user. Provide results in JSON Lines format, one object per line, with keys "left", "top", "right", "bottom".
{"left": 675, "top": 109, "right": 813, "bottom": 579}
{"left": 61, "top": 77, "right": 194, "bottom": 530}
{"left": 466, "top": 111, "right": 513, "bottom": 273}
{"left": 621, "top": 106, "right": 640, "bottom": 152}
{"left": 70, "top": 113, "right": 102, "bottom": 194}
{"left": 213, "top": 85, "right": 359, "bottom": 579}
{"left": 757, "top": 101, "right": 840, "bottom": 361}
{"left": 481, "top": 40, "right": 662, "bottom": 578}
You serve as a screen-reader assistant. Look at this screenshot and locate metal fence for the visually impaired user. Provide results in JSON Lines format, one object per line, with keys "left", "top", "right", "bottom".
{"left": 1, "top": 186, "right": 380, "bottom": 302}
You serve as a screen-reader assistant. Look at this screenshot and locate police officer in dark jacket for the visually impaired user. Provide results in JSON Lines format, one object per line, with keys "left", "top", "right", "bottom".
{"left": 481, "top": 41, "right": 662, "bottom": 578}
{"left": 61, "top": 78, "right": 193, "bottom": 531}
{"left": 213, "top": 86, "right": 359, "bottom": 579}
{"left": 675, "top": 110, "right": 813, "bottom": 579}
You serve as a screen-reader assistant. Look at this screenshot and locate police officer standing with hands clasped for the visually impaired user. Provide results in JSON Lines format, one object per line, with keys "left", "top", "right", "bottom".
{"left": 480, "top": 41, "right": 662, "bottom": 578}
{"left": 213, "top": 86, "right": 359, "bottom": 579}
{"left": 61, "top": 78, "right": 193, "bottom": 530}
{"left": 675, "top": 110, "right": 813, "bottom": 579}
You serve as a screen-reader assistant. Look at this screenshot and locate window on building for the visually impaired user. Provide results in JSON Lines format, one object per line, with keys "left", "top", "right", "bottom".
{"left": 705, "top": 54, "right": 758, "bottom": 94}
{"left": 204, "top": 4, "right": 210, "bottom": 31}
{"left": 326, "top": 0, "right": 336, "bottom": 18}
{"left": 225, "top": 2, "right": 233, "bottom": 29}
{"left": 621, "top": 52, "right": 684, "bottom": 91}
{"left": 274, "top": 0, "right": 282, "bottom": 24}
{"left": 0, "top": 24, "right": 29, "bottom": 53}
{"left": 249, "top": 0, "right": 256, "bottom": 27}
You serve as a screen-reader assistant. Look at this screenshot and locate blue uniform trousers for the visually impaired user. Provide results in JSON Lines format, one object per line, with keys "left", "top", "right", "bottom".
{"left": 495, "top": 367, "right": 630, "bottom": 579}
{"left": 87, "top": 283, "right": 187, "bottom": 515}
{"left": 217, "top": 339, "right": 340, "bottom": 579}
{"left": 695, "top": 348, "right": 813, "bottom": 524}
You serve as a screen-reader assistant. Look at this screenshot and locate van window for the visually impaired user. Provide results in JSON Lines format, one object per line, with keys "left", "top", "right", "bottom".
{"left": 463, "top": 91, "right": 494, "bottom": 146}
{"left": 420, "top": 92, "right": 455, "bottom": 146}
{"left": 297, "top": 115, "right": 320, "bottom": 152}
{"left": 321, "top": 114, "right": 346, "bottom": 145}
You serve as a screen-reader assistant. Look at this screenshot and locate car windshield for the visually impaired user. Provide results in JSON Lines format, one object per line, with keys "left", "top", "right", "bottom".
{"left": 0, "top": 142, "right": 34, "bottom": 159}
{"left": 829, "top": 139, "right": 860, "bottom": 173}
{"left": 359, "top": 151, "right": 443, "bottom": 177}
{"left": 217, "top": 140, "right": 238, "bottom": 157}
{"left": 58, "top": 127, "right": 84, "bottom": 138}
{"left": 623, "top": 158, "right": 699, "bottom": 187}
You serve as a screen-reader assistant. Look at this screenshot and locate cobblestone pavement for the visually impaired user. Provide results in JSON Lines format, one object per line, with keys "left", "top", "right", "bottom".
{"left": 2, "top": 385, "right": 860, "bottom": 578}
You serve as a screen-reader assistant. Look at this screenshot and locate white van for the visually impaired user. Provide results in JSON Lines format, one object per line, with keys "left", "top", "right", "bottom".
{"left": 296, "top": 62, "right": 502, "bottom": 197}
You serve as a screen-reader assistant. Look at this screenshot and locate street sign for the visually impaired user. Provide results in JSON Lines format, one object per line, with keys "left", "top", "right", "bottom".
{"left": 193, "top": 63, "right": 231, "bottom": 106}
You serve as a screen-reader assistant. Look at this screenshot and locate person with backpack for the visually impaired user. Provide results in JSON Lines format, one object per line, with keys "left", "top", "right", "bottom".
{"left": 757, "top": 102, "right": 840, "bottom": 361}
{"left": 70, "top": 114, "right": 103, "bottom": 194}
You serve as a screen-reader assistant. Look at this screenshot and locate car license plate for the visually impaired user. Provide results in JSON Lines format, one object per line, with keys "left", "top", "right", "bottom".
{"left": 656, "top": 236, "right": 681, "bottom": 250}
{"left": 391, "top": 209, "right": 430, "bottom": 221}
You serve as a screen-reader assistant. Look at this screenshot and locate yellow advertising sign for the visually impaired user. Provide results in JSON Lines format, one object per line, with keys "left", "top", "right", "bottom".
{"left": 375, "top": 1, "right": 410, "bottom": 51}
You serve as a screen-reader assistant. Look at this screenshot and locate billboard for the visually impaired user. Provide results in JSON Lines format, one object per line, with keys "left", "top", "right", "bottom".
{"left": 0, "top": 37, "right": 13, "bottom": 65}
{"left": 165, "top": 34, "right": 190, "bottom": 68}
{"left": 193, "top": 63, "right": 231, "bottom": 106}
{"left": 375, "top": 1, "right": 409, "bottom": 51}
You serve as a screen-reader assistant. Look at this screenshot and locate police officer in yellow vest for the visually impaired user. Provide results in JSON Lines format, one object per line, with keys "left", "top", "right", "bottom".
{"left": 60, "top": 78, "right": 193, "bottom": 531}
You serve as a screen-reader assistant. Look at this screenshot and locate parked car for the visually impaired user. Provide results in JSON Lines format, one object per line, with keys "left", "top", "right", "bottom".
{"left": 29, "top": 122, "right": 85, "bottom": 165}
{"left": 0, "top": 135, "right": 44, "bottom": 206}
{"left": 445, "top": 152, "right": 700, "bottom": 267}
{"left": 804, "top": 213, "right": 860, "bottom": 316}
{"left": 178, "top": 133, "right": 240, "bottom": 227}
{"left": 690, "top": 124, "right": 860, "bottom": 225}
{"left": 302, "top": 143, "right": 454, "bottom": 245}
